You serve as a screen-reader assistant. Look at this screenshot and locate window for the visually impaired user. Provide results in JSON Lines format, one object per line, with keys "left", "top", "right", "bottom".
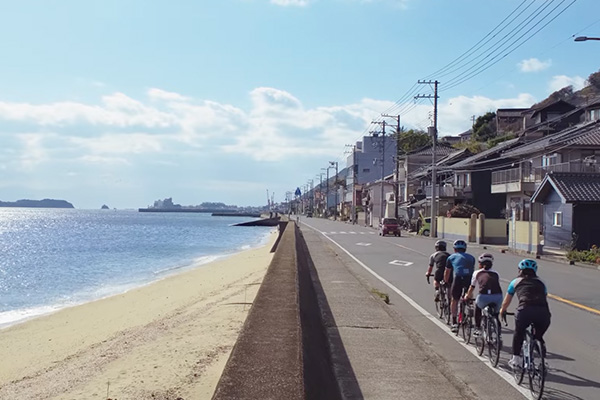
{"left": 362, "top": 168, "right": 370, "bottom": 173}
{"left": 465, "top": 173, "right": 471, "bottom": 187}
{"left": 542, "top": 153, "right": 560, "bottom": 167}
{"left": 553, "top": 212, "right": 562, "bottom": 227}
{"left": 590, "top": 109, "right": 600, "bottom": 121}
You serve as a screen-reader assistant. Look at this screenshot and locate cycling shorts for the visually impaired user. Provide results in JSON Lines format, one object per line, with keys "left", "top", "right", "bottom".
{"left": 451, "top": 276, "right": 471, "bottom": 300}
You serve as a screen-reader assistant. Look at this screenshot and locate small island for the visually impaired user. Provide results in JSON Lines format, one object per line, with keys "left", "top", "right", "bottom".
{"left": 0, "top": 199, "right": 75, "bottom": 209}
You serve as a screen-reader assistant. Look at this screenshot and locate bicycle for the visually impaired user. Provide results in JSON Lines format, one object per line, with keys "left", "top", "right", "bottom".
{"left": 475, "top": 303, "right": 502, "bottom": 367}
{"left": 503, "top": 312, "right": 547, "bottom": 400}
{"left": 426, "top": 274, "right": 450, "bottom": 325}
{"left": 457, "top": 292, "right": 474, "bottom": 343}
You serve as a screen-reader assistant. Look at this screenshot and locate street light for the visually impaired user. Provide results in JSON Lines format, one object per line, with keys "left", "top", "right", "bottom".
{"left": 575, "top": 36, "right": 600, "bottom": 42}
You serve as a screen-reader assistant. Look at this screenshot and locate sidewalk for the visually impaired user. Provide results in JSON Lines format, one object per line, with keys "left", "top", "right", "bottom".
{"left": 299, "top": 225, "right": 471, "bottom": 400}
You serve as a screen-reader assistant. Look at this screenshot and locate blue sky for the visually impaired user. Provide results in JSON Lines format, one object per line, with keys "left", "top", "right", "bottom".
{"left": 0, "top": 0, "right": 598, "bottom": 208}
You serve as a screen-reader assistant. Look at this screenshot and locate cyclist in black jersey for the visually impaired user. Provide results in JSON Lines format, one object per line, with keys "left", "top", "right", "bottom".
{"left": 426, "top": 240, "right": 450, "bottom": 301}
{"left": 500, "top": 258, "right": 551, "bottom": 369}
{"left": 464, "top": 253, "right": 503, "bottom": 337}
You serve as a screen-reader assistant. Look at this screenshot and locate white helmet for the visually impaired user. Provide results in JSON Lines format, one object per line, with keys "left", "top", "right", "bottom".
{"left": 478, "top": 253, "right": 494, "bottom": 264}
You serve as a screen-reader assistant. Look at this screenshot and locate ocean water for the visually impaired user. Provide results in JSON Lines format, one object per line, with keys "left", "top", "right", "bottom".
{"left": 0, "top": 208, "right": 273, "bottom": 328}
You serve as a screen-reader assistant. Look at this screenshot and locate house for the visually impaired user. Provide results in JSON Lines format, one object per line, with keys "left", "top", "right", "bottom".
{"left": 491, "top": 120, "right": 600, "bottom": 222}
{"left": 531, "top": 172, "right": 600, "bottom": 250}
{"left": 521, "top": 100, "right": 582, "bottom": 139}
{"left": 496, "top": 108, "right": 529, "bottom": 135}
{"left": 397, "top": 142, "right": 456, "bottom": 203}
{"left": 447, "top": 137, "right": 523, "bottom": 218}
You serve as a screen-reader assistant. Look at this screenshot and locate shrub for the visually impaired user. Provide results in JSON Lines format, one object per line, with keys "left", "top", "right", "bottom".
{"left": 448, "top": 204, "right": 481, "bottom": 218}
{"left": 566, "top": 245, "right": 600, "bottom": 264}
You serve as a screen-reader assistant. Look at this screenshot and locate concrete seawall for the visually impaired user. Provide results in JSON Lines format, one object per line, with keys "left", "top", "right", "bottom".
{"left": 212, "top": 222, "right": 341, "bottom": 399}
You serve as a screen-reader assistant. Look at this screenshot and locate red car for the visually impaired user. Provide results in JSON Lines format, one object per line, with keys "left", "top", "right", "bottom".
{"left": 378, "top": 217, "right": 401, "bottom": 237}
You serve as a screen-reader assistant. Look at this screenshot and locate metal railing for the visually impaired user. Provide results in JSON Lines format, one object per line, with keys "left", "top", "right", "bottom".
{"left": 491, "top": 161, "right": 599, "bottom": 185}
{"left": 534, "top": 161, "right": 598, "bottom": 180}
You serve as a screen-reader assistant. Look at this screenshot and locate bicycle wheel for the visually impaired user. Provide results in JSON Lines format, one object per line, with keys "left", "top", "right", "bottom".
{"left": 436, "top": 291, "right": 443, "bottom": 318}
{"left": 443, "top": 293, "right": 451, "bottom": 325}
{"left": 455, "top": 303, "right": 464, "bottom": 336}
{"left": 529, "top": 340, "right": 546, "bottom": 400}
{"left": 462, "top": 306, "right": 472, "bottom": 343}
{"left": 513, "top": 344, "right": 525, "bottom": 385}
{"left": 475, "top": 316, "right": 485, "bottom": 355}
{"left": 488, "top": 317, "right": 501, "bottom": 367}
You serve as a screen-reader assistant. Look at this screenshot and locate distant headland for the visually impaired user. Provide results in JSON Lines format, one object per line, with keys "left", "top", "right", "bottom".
{"left": 139, "top": 198, "right": 264, "bottom": 214}
{"left": 0, "top": 199, "right": 75, "bottom": 208}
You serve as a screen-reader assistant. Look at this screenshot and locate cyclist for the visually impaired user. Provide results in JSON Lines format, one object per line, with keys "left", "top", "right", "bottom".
{"left": 425, "top": 240, "right": 450, "bottom": 301}
{"left": 499, "top": 259, "right": 551, "bottom": 369}
{"left": 464, "top": 253, "right": 503, "bottom": 337}
{"left": 444, "top": 239, "right": 475, "bottom": 333}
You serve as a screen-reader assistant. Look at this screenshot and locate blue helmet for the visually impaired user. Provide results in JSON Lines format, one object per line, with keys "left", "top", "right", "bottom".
{"left": 453, "top": 240, "right": 467, "bottom": 250}
{"left": 518, "top": 259, "right": 538, "bottom": 273}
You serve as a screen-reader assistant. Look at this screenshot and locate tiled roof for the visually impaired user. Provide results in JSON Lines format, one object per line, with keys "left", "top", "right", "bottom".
{"left": 450, "top": 137, "right": 521, "bottom": 169}
{"left": 568, "top": 129, "right": 600, "bottom": 146}
{"left": 531, "top": 172, "right": 600, "bottom": 203}
{"left": 503, "top": 121, "right": 600, "bottom": 158}
{"left": 409, "top": 142, "right": 456, "bottom": 157}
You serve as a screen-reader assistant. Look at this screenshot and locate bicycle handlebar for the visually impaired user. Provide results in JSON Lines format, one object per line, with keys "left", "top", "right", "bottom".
{"left": 501, "top": 311, "right": 515, "bottom": 326}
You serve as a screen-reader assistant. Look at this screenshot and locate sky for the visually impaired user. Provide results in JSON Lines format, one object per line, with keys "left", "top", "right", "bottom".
{"left": 0, "top": 0, "right": 598, "bottom": 209}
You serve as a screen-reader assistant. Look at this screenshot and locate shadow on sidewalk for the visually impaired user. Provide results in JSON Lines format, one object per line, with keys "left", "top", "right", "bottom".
{"left": 296, "top": 228, "right": 364, "bottom": 400}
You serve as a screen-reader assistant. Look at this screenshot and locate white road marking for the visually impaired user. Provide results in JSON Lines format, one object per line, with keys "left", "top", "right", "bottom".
{"left": 303, "top": 224, "right": 530, "bottom": 399}
{"left": 356, "top": 242, "right": 372, "bottom": 246}
{"left": 389, "top": 260, "right": 414, "bottom": 267}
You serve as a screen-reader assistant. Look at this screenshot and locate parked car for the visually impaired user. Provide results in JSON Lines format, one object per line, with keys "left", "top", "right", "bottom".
{"left": 379, "top": 217, "right": 401, "bottom": 237}
{"left": 418, "top": 216, "right": 431, "bottom": 236}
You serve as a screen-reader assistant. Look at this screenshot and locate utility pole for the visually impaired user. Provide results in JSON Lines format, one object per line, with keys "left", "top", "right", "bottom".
{"left": 322, "top": 167, "right": 330, "bottom": 216}
{"left": 372, "top": 120, "right": 388, "bottom": 221}
{"left": 329, "top": 161, "right": 338, "bottom": 220}
{"left": 415, "top": 80, "right": 439, "bottom": 238}
{"left": 382, "top": 114, "right": 400, "bottom": 220}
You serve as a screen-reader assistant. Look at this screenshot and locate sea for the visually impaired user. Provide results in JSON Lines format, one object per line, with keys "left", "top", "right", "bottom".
{"left": 0, "top": 208, "right": 274, "bottom": 329}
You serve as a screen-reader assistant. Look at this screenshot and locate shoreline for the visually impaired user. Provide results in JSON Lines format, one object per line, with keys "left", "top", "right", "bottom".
{"left": 0, "top": 229, "right": 275, "bottom": 330}
{"left": 0, "top": 229, "right": 278, "bottom": 400}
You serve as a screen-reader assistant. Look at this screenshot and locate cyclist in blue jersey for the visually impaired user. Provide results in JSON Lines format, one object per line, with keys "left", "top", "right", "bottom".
{"left": 444, "top": 239, "right": 475, "bottom": 333}
{"left": 500, "top": 259, "right": 551, "bottom": 369}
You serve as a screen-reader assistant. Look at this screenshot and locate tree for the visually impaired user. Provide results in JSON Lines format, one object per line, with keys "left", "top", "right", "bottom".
{"left": 472, "top": 112, "right": 497, "bottom": 141}
{"left": 588, "top": 69, "right": 600, "bottom": 90}
{"left": 393, "top": 127, "right": 432, "bottom": 154}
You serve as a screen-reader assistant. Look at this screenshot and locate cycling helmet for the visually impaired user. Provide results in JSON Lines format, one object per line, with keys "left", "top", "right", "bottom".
{"left": 518, "top": 259, "right": 538, "bottom": 273}
{"left": 478, "top": 253, "right": 494, "bottom": 264}
{"left": 435, "top": 240, "right": 447, "bottom": 251}
{"left": 453, "top": 240, "right": 467, "bottom": 250}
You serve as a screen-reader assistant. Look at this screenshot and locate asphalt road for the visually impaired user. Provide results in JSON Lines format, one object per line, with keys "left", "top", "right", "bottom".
{"left": 300, "top": 217, "right": 600, "bottom": 400}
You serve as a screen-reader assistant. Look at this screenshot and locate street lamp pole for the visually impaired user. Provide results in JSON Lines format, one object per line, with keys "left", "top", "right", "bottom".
{"left": 575, "top": 36, "right": 600, "bottom": 42}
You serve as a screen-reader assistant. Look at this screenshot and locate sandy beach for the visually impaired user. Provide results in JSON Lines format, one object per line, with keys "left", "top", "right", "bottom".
{"left": 0, "top": 230, "right": 277, "bottom": 400}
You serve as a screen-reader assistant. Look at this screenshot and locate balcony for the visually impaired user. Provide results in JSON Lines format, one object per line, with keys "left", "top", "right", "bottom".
{"left": 534, "top": 161, "right": 598, "bottom": 180}
{"left": 491, "top": 167, "right": 536, "bottom": 194}
{"left": 492, "top": 161, "right": 599, "bottom": 193}
{"left": 425, "top": 185, "right": 458, "bottom": 198}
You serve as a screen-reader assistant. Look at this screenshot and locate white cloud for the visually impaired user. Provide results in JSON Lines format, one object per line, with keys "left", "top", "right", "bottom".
{"left": 147, "top": 88, "right": 190, "bottom": 102}
{"left": 270, "top": 0, "right": 310, "bottom": 6}
{"left": 548, "top": 75, "right": 586, "bottom": 93}
{"left": 518, "top": 58, "right": 551, "bottom": 73}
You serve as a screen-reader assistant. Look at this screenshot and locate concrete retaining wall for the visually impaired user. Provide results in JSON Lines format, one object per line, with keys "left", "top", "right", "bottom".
{"left": 438, "top": 215, "right": 508, "bottom": 245}
{"left": 212, "top": 222, "right": 340, "bottom": 400}
{"left": 509, "top": 220, "right": 542, "bottom": 255}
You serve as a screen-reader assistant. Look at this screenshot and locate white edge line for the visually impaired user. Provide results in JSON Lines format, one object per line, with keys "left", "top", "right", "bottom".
{"left": 303, "top": 223, "right": 530, "bottom": 399}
